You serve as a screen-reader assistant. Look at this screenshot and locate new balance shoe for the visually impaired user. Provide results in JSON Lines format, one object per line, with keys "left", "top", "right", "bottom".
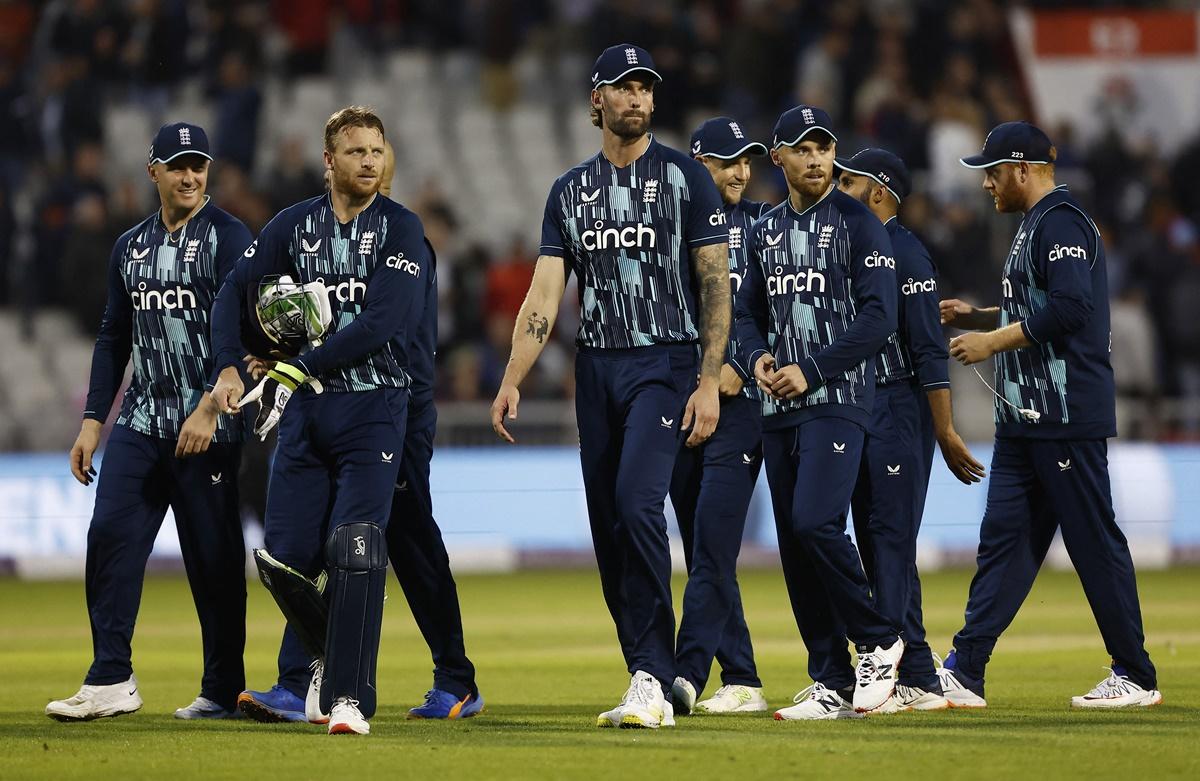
{"left": 670, "top": 677, "right": 697, "bottom": 716}
{"left": 695, "top": 684, "right": 769, "bottom": 714}
{"left": 853, "top": 637, "right": 904, "bottom": 712}
{"left": 774, "top": 682, "right": 863, "bottom": 721}
{"left": 894, "top": 684, "right": 949, "bottom": 711}
{"left": 328, "top": 697, "right": 369, "bottom": 735}
{"left": 237, "top": 685, "right": 307, "bottom": 723}
{"left": 407, "top": 688, "right": 485, "bottom": 719}
{"left": 306, "top": 660, "right": 328, "bottom": 724}
{"left": 1071, "top": 668, "right": 1162, "bottom": 709}
{"left": 174, "top": 696, "right": 241, "bottom": 720}
{"left": 874, "top": 695, "right": 911, "bottom": 714}
{"left": 935, "top": 651, "right": 987, "bottom": 709}
{"left": 46, "top": 675, "right": 142, "bottom": 721}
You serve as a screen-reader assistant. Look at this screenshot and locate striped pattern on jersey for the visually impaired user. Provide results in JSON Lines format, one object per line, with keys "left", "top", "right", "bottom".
{"left": 115, "top": 210, "right": 242, "bottom": 442}
{"left": 727, "top": 198, "right": 769, "bottom": 400}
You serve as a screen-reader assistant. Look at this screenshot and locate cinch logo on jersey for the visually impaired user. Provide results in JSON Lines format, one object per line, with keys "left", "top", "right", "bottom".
{"left": 767, "top": 265, "right": 826, "bottom": 296}
{"left": 316, "top": 276, "right": 367, "bottom": 303}
{"left": 1002, "top": 276, "right": 1013, "bottom": 298}
{"left": 864, "top": 251, "right": 895, "bottom": 269}
{"left": 1048, "top": 243, "right": 1087, "bottom": 262}
{"left": 385, "top": 253, "right": 421, "bottom": 276}
{"left": 580, "top": 220, "right": 657, "bottom": 251}
{"left": 131, "top": 281, "right": 198, "bottom": 310}
{"left": 708, "top": 209, "right": 728, "bottom": 227}
{"left": 902, "top": 276, "right": 937, "bottom": 295}
{"left": 730, "top": 270, "right": 743, "bottom": 292}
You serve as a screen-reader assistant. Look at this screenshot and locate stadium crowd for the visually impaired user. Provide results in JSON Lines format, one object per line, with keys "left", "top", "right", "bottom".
{"left": 0, "top": 0, "right": 1197, "bottom": 450}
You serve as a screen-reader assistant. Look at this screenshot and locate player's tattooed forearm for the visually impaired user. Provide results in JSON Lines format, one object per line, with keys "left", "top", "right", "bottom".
{"left": 693, "top": 242, "right": 732, "bottom": 380}
{"left": 526, "top": 312, "right": 550, "bottom": 343}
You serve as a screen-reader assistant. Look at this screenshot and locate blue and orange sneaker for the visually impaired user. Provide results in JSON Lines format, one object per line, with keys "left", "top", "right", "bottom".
{"left": 237, "top": 685, "right": 307, "bottom": 723}
{"left": 407, "top": 688, "right": 485, "bottom": 720}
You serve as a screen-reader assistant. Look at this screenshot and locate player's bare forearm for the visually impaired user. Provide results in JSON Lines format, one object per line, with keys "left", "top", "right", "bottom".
{"left": 926, "top": 387, "right": 986, "bottom": 483}
{"left": 950, "top": 321, "right": 1031, "bottom": 365}
{"left": 925, "top": 388, "right": 956, "bottom": 438}
{"left": 692, "top": 242, "right": 731, "bottom": 383}
{"left": 988, "top": 321, "right": 1032, "bottom": 353}
{"left": 501, "top": 256, "right": 566, "bottom": 389}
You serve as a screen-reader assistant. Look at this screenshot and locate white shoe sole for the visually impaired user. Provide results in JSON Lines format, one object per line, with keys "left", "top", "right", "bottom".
{"left": 46, "top": 702, "right": 141, "bottom": 721}
{"left": 328, "top": 720, "right": 370, "bottom": 734}
{"left": 773, "top": 709, "right": 863, "bottom": 721}
{"left": 619, "top": 710, "right": 663, "bottom": 729}
{"left": 1071, "top": 690, "right": 1162, "bottom": 709}
{"left": 695, "top": 702, "right": 769, "bottom": 714}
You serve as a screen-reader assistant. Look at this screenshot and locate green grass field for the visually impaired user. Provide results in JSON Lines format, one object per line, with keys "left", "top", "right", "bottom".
{"left": 1, "top": 567, "right": 1197, "bottom": 779}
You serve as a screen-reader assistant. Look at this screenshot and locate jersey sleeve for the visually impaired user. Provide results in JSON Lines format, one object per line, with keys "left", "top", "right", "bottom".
{"left": 683, "top": 159, "right": 728, "bottom": 248}
{"left": 207, "top": 211, "right": 294, "bottom": 386}
{"left": 896, "top": 233, "right": 949, "bottom": 390}
{"left": 538, "top": 182, "right": 567, "bottom": 259}
{"left": 294, "top": 212, "right": 430, "bottom": 378}
{"left": 1020, "top": 208, "right": 1097, "bottom": 344}
{"left": 798, "top": 212, "right": 898, "bottom": 388}
{"left": 734, "top": 227, "right": 771, "bottom": 374}
{"left": 83, "top": 233, "right": 135, "bottom": 423}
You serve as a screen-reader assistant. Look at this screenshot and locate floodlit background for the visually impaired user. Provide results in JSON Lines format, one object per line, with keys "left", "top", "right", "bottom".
{"left": 0, "top": 1, "right": 1197, "bottom": 575}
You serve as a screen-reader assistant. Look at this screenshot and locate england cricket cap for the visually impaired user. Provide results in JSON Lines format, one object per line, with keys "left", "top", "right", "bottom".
{"left": 772, "top": 105, "right": 837, "bottom": 150}
{"left": 835, "top": 148, "right": 911, "bottom": 203}
{"left": 960, "top": 121, "right": 1054, "bottom": 168}
{"left": 689, "top": 117, "right": 768, "bottom": 159}
{"left": 591, "top": 44, "right": 661, "bottom": 88}
{"left": 149, "top": 122, "right": 212, "bottom": 165}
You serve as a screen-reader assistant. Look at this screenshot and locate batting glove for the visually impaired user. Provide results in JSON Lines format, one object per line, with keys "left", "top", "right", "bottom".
{"left": 240, "top": 361, "right": 323, "bottom": 440}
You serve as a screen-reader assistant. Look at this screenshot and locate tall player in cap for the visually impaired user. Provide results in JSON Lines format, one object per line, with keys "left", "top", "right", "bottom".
{"left": 210, "top": 106, "right": 433, "bottom": 735}
{"left": 669, "top": 117, "right": 769, "bottom": 716}
{"left": 735, "top": 105, "right": 902, "bottom": 719}
{"left": 47, "top": 123, "right": 254, "bottom": 721}
{"left": 836, "top": 148, "right": 986, "bottom": 713}
{"left": 937, "top": 121, "right": 1160, "bottom": 709}
{"left": 490, "top": 44, "right": 730, "bottom": 729}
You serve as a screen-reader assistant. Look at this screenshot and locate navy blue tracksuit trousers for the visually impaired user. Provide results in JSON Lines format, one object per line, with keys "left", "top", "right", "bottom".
{"left": 85, "top": 423, "right": 246, "bottom": 710}
{"left": 265, "top": 388, "right": 406, "bottom": 717}
{"left": 575, "top": 344, "right": 697, "bottom": 692}
{"left": 276, "top": 394, "right": 477, "bottom": 701}
{"left": 670, "top": 394, "right": 762, "bottom": 695}
{"left": 850, "top": 381, "right": 940, "bottom": 689}
{"left": 952, "top": 437, "right": 1157, "bottom": 690}
{"left": 763, "top": 416, "right": 899, "bottom": 691}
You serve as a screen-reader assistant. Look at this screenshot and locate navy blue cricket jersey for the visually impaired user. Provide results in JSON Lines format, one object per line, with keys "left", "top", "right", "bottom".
{"left": 211, "top": 193, "right": 430, "bottom": 393}
{"left": 539, "top": 135, "right": 727, "bottom": 349}
{"left": 725, "top": 198, "right": 771, "bottom": 401}
{"left": 735, "top": 187, "right": 898, "bottom": 430}
{"left": 875, "top": 217, "right": 949, "bottom": 391}
{"left": 998, "top": 185, "right": 1115, "bottom": 439}
{"left": 407, "top": 237, "right": 439, "bottom": 408}
{"left": 85, "top": 197, "right": 253, "bottom": 442}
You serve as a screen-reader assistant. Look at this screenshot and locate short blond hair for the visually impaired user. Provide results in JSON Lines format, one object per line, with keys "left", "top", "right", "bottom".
{"left": 324, "top": 106, "right": 385, "bottom": 153}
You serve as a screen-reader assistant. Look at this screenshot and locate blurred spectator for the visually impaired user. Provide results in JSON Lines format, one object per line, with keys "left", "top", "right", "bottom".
{"left": 211, "top": 51, "right": 262, "bottom": 173}
{"left": 269, "top": 136, "right": 325, "bottom": 214}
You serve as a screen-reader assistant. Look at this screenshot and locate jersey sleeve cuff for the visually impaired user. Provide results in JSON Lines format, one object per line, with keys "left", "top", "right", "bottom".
{"left": 686, "top": 232, "right": 728, "bottom": 248}
{"left": 1019, "top": 318, "right": 1045, "bottom": 345}
{"left": 798, "top": 356, "right": 825, "bottom": 389}
{"left": 921, "top": 380, "right": 951, "bottom": 391}
{"left": 537, "top": 246, "right": 565, "bottom": 257}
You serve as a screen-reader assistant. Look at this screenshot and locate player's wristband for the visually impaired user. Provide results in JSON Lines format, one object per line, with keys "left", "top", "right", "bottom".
{"left": 269, "top": 362, "right": 308, "bottom": 391}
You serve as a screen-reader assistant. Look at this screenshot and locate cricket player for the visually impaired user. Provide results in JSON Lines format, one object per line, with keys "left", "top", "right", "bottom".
{"left": 938, "top": 121, "right": 1161, "bottom": 709}
{"left": 669, "top": 117, "right": 770, "bottom": 716}
{"left": 47, "top": 123, "right": 253, "bottom": 721}
{"left": 835, "top": 148, "right": 986, "bottom": 713}
{"left": 210, "top": 106, "right": 432, "bottom": 735}
{"left": 296, "top": 140, "right": 481, "bottom": 722}
{"left": 735, "top": 105, "right": 902, "bottom": 720}
{"left": 490, "top": 44, "right": 730, "bottom": 729}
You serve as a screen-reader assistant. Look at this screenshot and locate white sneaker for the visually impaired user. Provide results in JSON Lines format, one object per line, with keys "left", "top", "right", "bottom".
{"left": 1071, "top": 669, "right": 1163, "bottom": 709}
{"left": 874, "top": 694, "right": 911, "bottom": 715}
{"left": 46, "top": 676, "right": 142, "bottom": 721}
{"left": 660, "top": 699, "right": 676, "bottom": 727}
{"left": 774, "top": 682, "right": 863, "bottom": 721}
{"left": 597, "top": 670, "right": 669, "bottom": 729}
{"left": 853, "top": 638, "right": 904, "bottom": 713}
{"left": 328, "top": 697, "right": 369, "bottom": 735}
{"left": 935, "top": 653, "right": 987, "bottom": 709}
{"left": 670, "top": 677, "right": 696, "bottom": 716}
{"left": 174, "top": 696, "right": 240, "bottom": 720}
{"left": 306, "top": 660, "right": 328, "bottom": 724}
{"left": 895, "top": 684, "right": 949, "bottom": 711}
{"left": 694, "top": 684, "right": 769, "bottom": 714}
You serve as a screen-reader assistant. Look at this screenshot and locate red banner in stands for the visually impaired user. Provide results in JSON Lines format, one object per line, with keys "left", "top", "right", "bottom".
{"left": 1033, "top": 11, "right": 1198, "bottom": 57}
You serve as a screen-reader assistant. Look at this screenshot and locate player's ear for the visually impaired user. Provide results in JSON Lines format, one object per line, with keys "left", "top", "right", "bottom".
{"left": 770, "top": 148, "right": 782, "bottom": 168}
{"left": 590, "top": 88, "right": 602, "bottom": 111}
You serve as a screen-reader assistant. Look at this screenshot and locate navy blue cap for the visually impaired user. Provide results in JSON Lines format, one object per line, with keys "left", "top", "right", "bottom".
{"left": 148, "top": 122, "right": 212, "bottom": 165}
{"left": 591, "top": 44, "right": 661, "bottom": 88}
{"left": 960, "top": 121, "right": 1054, "bottom": 168}
{"left": 690, "top": 117, "right": 768, "bottom": 159}
{"left": 771, "top": 105, "right": 837, "bottom": 150}
{"left": 835, "top": 148, "right": 911, "bottom": 203}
